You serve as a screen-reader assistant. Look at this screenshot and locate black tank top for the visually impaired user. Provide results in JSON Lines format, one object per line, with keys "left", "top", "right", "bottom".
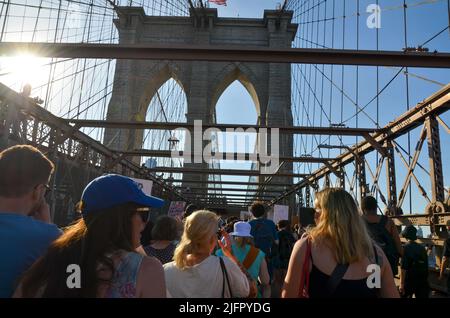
{"left": 308, "top": 252, "right": 378, "bottom": 298}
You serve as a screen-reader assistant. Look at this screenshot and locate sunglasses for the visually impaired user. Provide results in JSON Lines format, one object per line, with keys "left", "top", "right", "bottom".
{"left": 136, "top": 207, "right": 150, "bottom": 223}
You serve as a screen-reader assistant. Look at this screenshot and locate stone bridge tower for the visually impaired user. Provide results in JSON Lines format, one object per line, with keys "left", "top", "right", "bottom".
{"left": 104, "top": 6, "right": 298, "bottom": 208}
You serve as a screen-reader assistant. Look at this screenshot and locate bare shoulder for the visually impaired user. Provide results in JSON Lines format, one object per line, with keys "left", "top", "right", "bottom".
{"left": 137, "top": 256, "right": 166, "bottom": 297}
{"left": 140, "top": 255, "right": 164, "bottom": 273}
{"left": 292, "top": 236, "right": 310, "bottom": 258}
{"left": 296, "top": 235, "right": 310, "bottom": 248}
{"left": 138, "top": 255, "right": 164, "bottom": 285}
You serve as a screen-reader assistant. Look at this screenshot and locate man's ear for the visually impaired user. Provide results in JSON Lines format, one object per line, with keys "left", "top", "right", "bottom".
{"left": 31, "top": 185, "right": 42, "bottom": 202}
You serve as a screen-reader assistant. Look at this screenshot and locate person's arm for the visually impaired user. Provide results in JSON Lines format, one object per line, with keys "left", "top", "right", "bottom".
{"left": 388, "top": 219, "right": 404, "bottom": 257}
{"left": 258, "top": 258, "right": 271, "bottom": 298}
{"left": 137, "top": 256, "right": 166, "bottom": 298}
{"left": 378, "top": 246, "right": 400, "bottom": 298}
{"left": 440, "top": 239, "right": 450, "bottom": 280}
{"left": 399, "top": 269, "right": 406, "bottom": 296}
{"left": 30, "top": 201, "right": 52, "bottom": 224}
{"left": 399, "top": 246, "right": 408, "bottom": 296}
{"left": 272, "top": 222, "right": 279, "bottom": 245}
{"left": 440, "top": 256, "right": 449, "bottom": 280}
{"left": 281, "top": 237, "right": 308, "bottom": 298}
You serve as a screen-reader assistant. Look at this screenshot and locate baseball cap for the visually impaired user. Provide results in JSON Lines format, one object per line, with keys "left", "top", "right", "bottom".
{"left": 79, "top": 174, "right": 164, "bottom": 216}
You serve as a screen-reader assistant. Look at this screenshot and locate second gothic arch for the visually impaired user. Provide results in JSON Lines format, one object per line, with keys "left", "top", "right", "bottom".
{"left": 209, "top": 63, "right": 265, "bottom": 122}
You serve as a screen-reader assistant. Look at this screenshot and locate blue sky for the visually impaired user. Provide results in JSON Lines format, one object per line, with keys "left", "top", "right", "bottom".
{"left": 210, "top": 0, "right": 450, "bottom": 216}
{"left": 207, "top": 0, "right": 283, "bottom": 17}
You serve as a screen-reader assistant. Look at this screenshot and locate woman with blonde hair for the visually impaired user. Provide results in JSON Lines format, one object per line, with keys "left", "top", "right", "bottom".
{"left": 282, "top": 188, "right": 399, "bottom": 298}
{"left": 163, "top": 210, "right": 249, "bottom": 298}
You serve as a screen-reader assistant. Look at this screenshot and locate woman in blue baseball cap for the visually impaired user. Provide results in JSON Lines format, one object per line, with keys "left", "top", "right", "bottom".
{"left": 14, "top": 174, "right": 166, "bottom": 298}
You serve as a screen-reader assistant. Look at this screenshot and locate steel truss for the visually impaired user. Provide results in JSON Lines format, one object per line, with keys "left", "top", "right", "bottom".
{"left": 0, "top": 82, "right": 192, "bottom": 224}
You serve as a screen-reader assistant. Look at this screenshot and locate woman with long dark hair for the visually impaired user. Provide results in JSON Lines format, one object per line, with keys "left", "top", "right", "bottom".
{"left": 14, "top": 174, "right": 166, "bottom": 298}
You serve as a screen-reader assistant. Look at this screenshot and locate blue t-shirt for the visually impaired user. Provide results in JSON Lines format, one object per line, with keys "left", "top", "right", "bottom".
{"left": 0, "top": 213, "right": 61, "bottom": 297}
{"left": 249, "top": 218, "right": 278, "bottom": 256}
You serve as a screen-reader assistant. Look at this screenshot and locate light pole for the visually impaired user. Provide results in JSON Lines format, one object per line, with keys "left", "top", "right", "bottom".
{"left": 168, "top": 135, "right": 179, "bottom": 184}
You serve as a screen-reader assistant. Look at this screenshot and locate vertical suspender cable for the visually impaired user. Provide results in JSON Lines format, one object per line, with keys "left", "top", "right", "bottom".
{"left": 403, "top": 0, "right": 412, "bottom": 214}
{"left": 340, "top": 0, "right": 346, "bottom": 143}
{"left": 0, "top": 0, "right": 11, "bottom": 42}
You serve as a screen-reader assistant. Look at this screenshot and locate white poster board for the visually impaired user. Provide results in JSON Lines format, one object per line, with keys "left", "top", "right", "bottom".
{"left": 266, "top": 206, "right": 274, "bottom": 221}
{"left": 273, "top": 204, "right": 289, "bottom": 224}
{"left": 130, "top": 177, "right": 153, "bottom": 196}
{"left": 168, "top": 201, "right": 186, "bottom": 221}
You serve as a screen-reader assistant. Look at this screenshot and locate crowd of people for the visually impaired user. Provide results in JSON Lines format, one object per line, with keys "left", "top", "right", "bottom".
{"left": 0, "top": 145, "right": 449, "bottom": 298}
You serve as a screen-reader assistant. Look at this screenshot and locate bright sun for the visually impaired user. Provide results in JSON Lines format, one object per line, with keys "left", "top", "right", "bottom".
{"left": 0, "top": 54, "right": 50, "bottom": 90}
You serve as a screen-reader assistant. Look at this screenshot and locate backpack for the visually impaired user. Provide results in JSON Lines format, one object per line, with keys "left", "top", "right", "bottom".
{"left": 251, "top": 219, "right": 276, "bottom": 258}
{"left": 365, "top": 216, "right": 399, "bottom": 274}
{"left": 278, "top": 231, "right": 295, "bottom": 268}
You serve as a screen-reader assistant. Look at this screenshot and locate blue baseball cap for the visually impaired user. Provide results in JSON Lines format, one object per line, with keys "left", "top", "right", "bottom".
{"left": 80, "top": 174, "right": 164, "bottom": 216}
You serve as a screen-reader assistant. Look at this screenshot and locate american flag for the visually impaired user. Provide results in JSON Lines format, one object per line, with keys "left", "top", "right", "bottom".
{"left": 208, "top": 0, "right": 227, "bottom": 6}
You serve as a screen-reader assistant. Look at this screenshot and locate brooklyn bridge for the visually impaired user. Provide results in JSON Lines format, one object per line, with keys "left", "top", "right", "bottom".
{"left": 0, "top": 0, "right": 449, "bottom": 296}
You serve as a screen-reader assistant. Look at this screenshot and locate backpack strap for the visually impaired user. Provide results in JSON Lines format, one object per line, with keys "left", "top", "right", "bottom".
{"left": 373, "top": 244, "right": 380, "bottom": 265}
{"left": 326, "top": 263, "right": 350, "bottom": 296}
{"left": 242, "top": 246, "right": 259, "bottom": 270}
{"left": 379, "top": 215, "right": 388, "bottom": 227}
{"left": 219, "top": 257, "right": 233, "bottom": 298}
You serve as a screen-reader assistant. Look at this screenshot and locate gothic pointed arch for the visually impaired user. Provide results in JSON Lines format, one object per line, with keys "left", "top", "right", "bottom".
{"left": 210, "top": 63, "right": 264, "bottom": 122}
